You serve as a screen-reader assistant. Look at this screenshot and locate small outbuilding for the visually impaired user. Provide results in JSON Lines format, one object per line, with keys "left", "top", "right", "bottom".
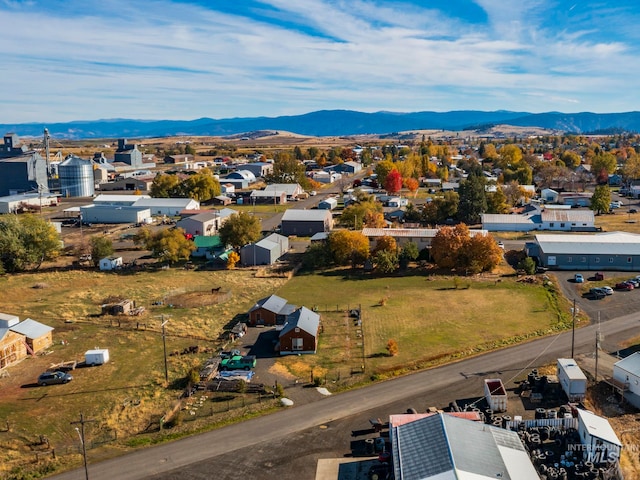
{"left": 99, "top": 256, "right": 123, "bottom": 271}
{"left": 317, "top": 197, "right": 338, "bottom": 210}
{"left": 240, "top": 233, "right": 289, "bottom": 266}
{"left": 278, "top": 307, "right": 320, "bottom": 355}
{"left": 576, "top": 409, "right": 621, "bottom": 464}
{"left": 10, "top": 319, "right": 54, "bottom": 354}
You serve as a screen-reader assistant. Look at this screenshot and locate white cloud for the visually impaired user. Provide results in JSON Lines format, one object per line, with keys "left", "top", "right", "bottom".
{"left": 1, "top": 0, "right": 640, "bottom": 122}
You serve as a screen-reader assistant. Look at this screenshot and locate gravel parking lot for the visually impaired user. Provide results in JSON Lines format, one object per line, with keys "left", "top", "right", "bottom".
{"left": 553, "top": 270, "right": 640, "bottom": 322}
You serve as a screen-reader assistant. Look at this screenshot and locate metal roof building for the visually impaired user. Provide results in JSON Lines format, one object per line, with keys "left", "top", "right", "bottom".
{"left": 531, "top": 231, "right": 640, "bottom": 270}
{"left": 280, "top": 209, "right": 333, "bottom": 236}
{"left": 240, "top": 233, "right": 289, "bottom": 266}
{"left": 132, "top": 197, "right": 200, "bottom": 216}
{"left": 279, "top": 306, "right": 320, "bottom": 338}
{"left": 362, "top": 227, "right": 487, "bottom": 251}
{"left": 576, "top": 409, "right": 622, "bottom": 464}
{"left": 391, "top": 412, "right": 539, "bottom": 480}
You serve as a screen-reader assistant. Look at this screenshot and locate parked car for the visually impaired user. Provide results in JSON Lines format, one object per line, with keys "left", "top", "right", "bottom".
{"left": 630, "top": 208, "right": 638, "bottom": 214}
{"left": 574, "top": 273, "right": 584, "bottom": 283}
{"left": 37, "top": 371, "right": 73, "bottom": 386}
{"left": 615, "top": 282, "right": 634, "bottom": 291}
{"left": 497, "top": 241, "right": 505, "bottom": 249}
{"left": 601, "top": 286, "right": 614, "bottom": 295}
{"left": 589, "top": 288, "right": 606, "bottom": 300}
{"left": 627, "top": 278, "right": 640, "bottom": 288}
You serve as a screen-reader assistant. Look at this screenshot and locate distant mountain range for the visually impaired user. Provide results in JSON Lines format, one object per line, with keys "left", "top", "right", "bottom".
{"left": 2, "top": 110, "right": 640, "bottom": 140}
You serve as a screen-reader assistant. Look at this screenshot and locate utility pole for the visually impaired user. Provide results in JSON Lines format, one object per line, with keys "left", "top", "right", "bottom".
{"left": 595, "top": 312, "right": 602, "bottom": 383}
{"left": 571, "top": 298, "right": 576, "bottom": 358}
{"left": 160, "top": 315, "right": 171, "bottom": 383}
{"left": 70, "top": 413, "right": 95, "bottom": 480}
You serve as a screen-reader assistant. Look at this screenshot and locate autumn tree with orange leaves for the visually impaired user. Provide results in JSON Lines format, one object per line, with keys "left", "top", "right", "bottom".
{"left": 405, "top": 177, "right": 419, "bottom": 197}
{"left": 430, "top": 224, "right": 502, "bottom": 273}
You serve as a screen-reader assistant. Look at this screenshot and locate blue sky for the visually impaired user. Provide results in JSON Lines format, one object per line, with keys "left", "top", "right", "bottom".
{"left": 2, "top": 0, "right": 640, "bottom": 123}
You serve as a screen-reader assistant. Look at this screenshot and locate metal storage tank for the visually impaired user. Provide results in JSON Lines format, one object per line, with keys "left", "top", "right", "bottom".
{"left": 59, "top": 155, "right": 95, "bottom": 197}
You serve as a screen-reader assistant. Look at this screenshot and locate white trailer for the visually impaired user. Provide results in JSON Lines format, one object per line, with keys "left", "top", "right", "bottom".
{"left": 85, "top": 349, "right": 110, "bottom": 366}
{"left": 557, "top": 358, "right": 587, "bottom": 402}
{"left": 484, "top": 378, "right": 508, "bottom": 412}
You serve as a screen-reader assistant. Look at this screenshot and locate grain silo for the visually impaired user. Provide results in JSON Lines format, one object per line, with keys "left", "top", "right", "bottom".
{"left": 59, "top": 155, "right": 95, "bottom": 197}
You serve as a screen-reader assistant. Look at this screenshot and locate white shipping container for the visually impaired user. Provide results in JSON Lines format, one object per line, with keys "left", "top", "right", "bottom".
{"left": 85, "top": 349, "right": 110, "bottom": 366}
{"left": 557, "top": 358, "right": 587, "bottom": 402}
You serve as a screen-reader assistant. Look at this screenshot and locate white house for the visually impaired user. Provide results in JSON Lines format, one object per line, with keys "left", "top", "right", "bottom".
{"left": 99, "top": 256, "right": 123, "bottom": 271}
{"left": 576, "top": 409, "right": 621, "bottom": 465}
{"left": 613, "top": 352, "right": 640, "bottom": 408}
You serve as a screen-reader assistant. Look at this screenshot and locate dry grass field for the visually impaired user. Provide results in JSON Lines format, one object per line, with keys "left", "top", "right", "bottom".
{"left": 273, "top": 269, "right": 573, "bottom": 385}
{"left": 0, "top": 263, "right": 576, "bottom": 477}
{"left": 0, "top": 268, "right": 287, "bottom": 477}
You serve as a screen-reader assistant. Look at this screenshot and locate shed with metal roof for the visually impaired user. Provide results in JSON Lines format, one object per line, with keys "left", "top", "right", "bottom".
{"left": 576, "top": 409, "right": 621, "bottom": 464}
{"left": 280, "top": 209, "right": 333, "bottom": 236}
{"left": 10, "top": 318, "right": 53, "bottom": 354}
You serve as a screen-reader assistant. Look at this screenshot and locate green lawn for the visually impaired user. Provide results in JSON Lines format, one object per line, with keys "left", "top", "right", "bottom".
{"left": 275, "top": 270, "right": 568, "bottom": 380}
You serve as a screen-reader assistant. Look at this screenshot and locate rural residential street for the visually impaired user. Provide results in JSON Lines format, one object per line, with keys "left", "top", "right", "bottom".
{"left": 50, "top": 308, "right": 640, "bottom": 480}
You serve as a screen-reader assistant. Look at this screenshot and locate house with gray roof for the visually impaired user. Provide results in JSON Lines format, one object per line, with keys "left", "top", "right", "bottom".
{"left": 528, "top": 231, "right": 640, "bottom": 270}
{"left": 248, "top": 294, "right": 297, "bottom": 326}
{"left": 390, "top": 412, "right": 538, "bottom": 480}
{"left": 176, "top": 209, "right": 236, "bottom": 237}
{"left": 278, "top": 307, "right": 320, "bottom": 355}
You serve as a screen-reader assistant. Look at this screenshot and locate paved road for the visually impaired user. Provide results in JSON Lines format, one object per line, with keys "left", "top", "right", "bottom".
{"left": 259, "top": 172, "right": 367, "bottom": 232}
{"left": 50, "top": 308, "right": 640, "bottom": 480}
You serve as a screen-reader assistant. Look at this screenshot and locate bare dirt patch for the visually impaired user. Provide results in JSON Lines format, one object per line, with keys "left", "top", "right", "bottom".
{"left": 167, "top": 290, "right": 231, "bottom": 308}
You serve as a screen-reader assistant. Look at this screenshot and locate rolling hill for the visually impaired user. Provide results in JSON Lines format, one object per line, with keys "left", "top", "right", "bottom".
{"left": 2, "top": 109, "right": 639, "bottom": 140}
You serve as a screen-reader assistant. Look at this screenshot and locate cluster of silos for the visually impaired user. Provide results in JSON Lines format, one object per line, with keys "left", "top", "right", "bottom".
{"left": 59, "top": 155, "right": 95, "bottom": 197}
